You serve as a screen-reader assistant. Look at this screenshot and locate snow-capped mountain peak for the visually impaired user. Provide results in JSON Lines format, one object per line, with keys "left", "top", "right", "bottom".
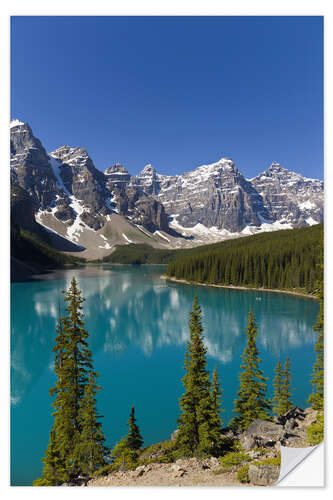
{"left": 10, "top": 121, "right": 323, "bottom": 258}
{"left": 50, "top": 145, "right": 90, "bottom": 168}
{"left": 138, "top": 164, "right": 156, "bottom": 177}
{"left": 10, "top": 119, "right": 25, "bottom": 129}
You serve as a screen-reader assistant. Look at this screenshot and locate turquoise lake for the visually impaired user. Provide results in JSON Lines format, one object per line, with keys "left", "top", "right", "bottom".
{"left": 10, "top": 265, "right": 319, "bottom": 486}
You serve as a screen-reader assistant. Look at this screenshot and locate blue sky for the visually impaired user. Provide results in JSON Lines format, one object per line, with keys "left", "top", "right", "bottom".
{"left": 11, "top": 16, "right": 323, "bottom": 179}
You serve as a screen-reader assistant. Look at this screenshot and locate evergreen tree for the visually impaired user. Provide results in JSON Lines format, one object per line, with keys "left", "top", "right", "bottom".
{"left": 211, "top": 366, "right": 223, "bottom": 419}
{"left": 33, "top": 430, "right": 66, "bottom": 486}
{"left": 308, "top": 262, "right": 324, "bottom": 411}
{"left": 280, "top": 356, "right": 293, "bottom": 414}
{"left": 272, "top": 360, "right": 284, "bottom": 416}
{"left": 231, "top": 311, "right": 271, "bottom": 430}
{"left": 206, "top": 366, "right": 224, "bottom": 454}
{"left": 74, "top": 371, "right": 106, "bottom": 475}
{"left": 35, "top": 278, "right": 106, "bottom": 485}
{"left": 109, "top": 437, "right": 138, "bottom": 472}
{"left": 176, "top": 296, "right": 222, "bottom": 457}
{"left": 307, "top": 245, "right": 324, "bottom": 444}
{"left": 166, "top": 224, "right": 323, "bottom": 296}
{"left": 126, "top": 406, "right": 143, "bottom": 451}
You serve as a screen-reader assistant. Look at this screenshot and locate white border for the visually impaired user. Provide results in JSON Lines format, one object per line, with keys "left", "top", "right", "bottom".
{"left": 1, "top": 2, "right": 331, "bottom": 499}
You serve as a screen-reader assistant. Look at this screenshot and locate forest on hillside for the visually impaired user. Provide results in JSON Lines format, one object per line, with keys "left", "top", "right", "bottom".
{"left": 165, "top": 224, "right": 323, "bottom": 294}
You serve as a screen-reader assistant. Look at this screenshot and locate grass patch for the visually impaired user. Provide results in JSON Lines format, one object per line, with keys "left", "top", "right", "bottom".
{"left": 254, "top": 456, "right": 281, "bottom": 466}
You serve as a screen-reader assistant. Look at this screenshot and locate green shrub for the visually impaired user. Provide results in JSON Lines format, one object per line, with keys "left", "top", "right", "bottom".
{"left": 237, "top": 464, "right": 250, "bottom": 483}
{"left": 254, "top": 456, "right": 281, "bottom": 466}
{"left": 219, "top": 452, "right": 251, "bottom": 470}
{"left": 109, "top": 437, "right": 139, "bottom": 472}
{"left": 307, "top": 413, "right": 324, "bottom": 445}
{"left": 139, "top": 439, "right": 176, "bottom": 464}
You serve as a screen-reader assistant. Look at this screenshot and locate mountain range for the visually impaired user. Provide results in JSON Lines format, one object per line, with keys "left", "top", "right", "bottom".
{"left": 10, "top": 119, "right": 324, "bottom": 259}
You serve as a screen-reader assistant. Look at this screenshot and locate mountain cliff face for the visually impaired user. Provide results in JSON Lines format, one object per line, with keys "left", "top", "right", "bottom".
{"left": 10, "top": 120, "right": 324, "bottom": 258}
{"left": 10, "top": 120, "right": 58, "bottom": 209}
{"left": 250, "top": 162, "right": 323, "bottom": 227}
{"left": 104, "top": 164, "right": 169, "bottom": 232}
{"left": 134, "top": 159, "right": 272, "bottom": 232}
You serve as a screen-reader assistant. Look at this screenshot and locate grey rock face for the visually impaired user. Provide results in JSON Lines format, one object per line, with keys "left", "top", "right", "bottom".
{"left": 132, "top": 197, "right": 169, "bottom": 232}
{"left": 248, "top": 464, "right": 280, "bottom": 486}
{"left": 10, "top": 121, "right": 58, "bottom": 209}
{"left": 104, "top": 163, "right": 132, "bottom": 186}
{"left": 135, "top": 159, "right": 270, "bottom": 232}
{"left": 10, "top": 122, "right": 169, "bottom": 236}
{"left": 251, "top": 162, "right": 323, "bottom": 227}
{"left": 104, "top": 164, "right": 170, "bottom": 232}
{"left": 134, "top": 159, "right": 323, "bottom": 233}
{"left": 50, "top": 145, "right": 110, "bottom": 226}
{"left": 10, "top": 120, "right": 323, "bottom": 247}
{"left": 11, "top": 184, "right": 45, "bottom": 237}
{"left": 277, "top": 407, "right": 305, "bottom": 427}
{"left": 239, "top": 420, "right": 285, "bottom": 451}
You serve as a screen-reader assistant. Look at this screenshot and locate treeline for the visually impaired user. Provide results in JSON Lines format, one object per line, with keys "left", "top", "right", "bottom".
{"left": 101, "top": 243, "right": 177, "bottom": 264}
{"left": 166, "top": 224, "right": 323, "bottom": 294}
{"left": 101, "top": 242, "right": 224, "bottom": 265}
{"left": 11, "top": 225, "right": 85, "bottom": 274}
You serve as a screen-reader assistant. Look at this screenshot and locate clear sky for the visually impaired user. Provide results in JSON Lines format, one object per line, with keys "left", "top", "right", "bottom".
{"left": 11, "top": 16, "right": 323, "bottom": 179}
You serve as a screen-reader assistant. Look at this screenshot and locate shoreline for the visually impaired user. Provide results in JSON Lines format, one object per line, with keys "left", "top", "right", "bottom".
{"left": 161, "top": 275, "right": 318, "bottom": 300}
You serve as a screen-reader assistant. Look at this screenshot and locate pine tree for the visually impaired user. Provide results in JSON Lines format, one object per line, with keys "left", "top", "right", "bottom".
{"left": 109, "top": 437, "right": 138, "bottom": 472}
{"left": 74, "top": 371, "right": 106, "bottom": 475}
{"left": 207, "top": 366, "right": 224, "bottom": 454}
{"left": 231, "top": 311, "right": 271, "bottom": 430}
{"left": 35, "top": 278, "right": 106, "bottom": 485}
{"left": 280, "top": 356, "right": 293, "bottom": 414}
{"left": 176, "top": 296, "right": 222, "bottom": 457}
{"left": 33, "top": 430, "right": 66, "bottom": 486}
{"left": 126, "top": 406, "right": 143, "bottom": 451}
{"left": 307, "top": 244, "right": 324, "bottom": 444}
{"left": 272, "top": 360, "right": 284, "bottom": 416}
{"left": 308, "top": 259, "right": 324, "bottom": 411}
{"left": 211, "top": 366, "right": 223, "bottom": 420}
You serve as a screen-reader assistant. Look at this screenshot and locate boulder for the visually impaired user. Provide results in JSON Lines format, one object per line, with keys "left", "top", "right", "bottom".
{"left": 284, "top": 418, "right": 298, "bottom": 433}
{"left": 207, "top": 457, "right": 220, "bottom": 469}
{"left": 239, "top": 420, "right": 285, "bottom": 451}
{"left": 134, "top": 465, "right": 146, "bottom": 477}
{"left": 277, "top": 407, "right": 305, "bottom": 427}
{"left": 239, "top": 433, "right": 257, "bottom": 451}
{"left": 248, "top": 464, "right": 280, "bottom": 486}
{"left": 171, "top": 464, "right": 187, "bottom": 477}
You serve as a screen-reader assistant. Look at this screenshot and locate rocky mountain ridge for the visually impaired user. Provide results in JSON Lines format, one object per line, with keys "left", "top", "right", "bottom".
{"left": 10, "top": 120, "right": 324, "bottom": 258}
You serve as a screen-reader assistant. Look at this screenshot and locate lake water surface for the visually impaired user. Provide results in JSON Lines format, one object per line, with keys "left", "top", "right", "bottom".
{"left": 10, "top": 265, "right": 319, "bottom": 485}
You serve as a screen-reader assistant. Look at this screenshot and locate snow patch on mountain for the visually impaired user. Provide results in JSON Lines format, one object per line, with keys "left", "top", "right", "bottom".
{"left": 122, "top": 233, "right": 133, "bottom": 244}
{"left": 306, "top": 217, "right": 318, "bottom": 226}
{"left": 298, "top": 200, "right": 317, "bottom": 211}
{"left": 10, "top": 120, "right": 323, "bottom": 253}
{"left": 49, "top": 155, "right": 70, "bottom": 195}
{"left": 135, "top": 225, "right": 153, "bottom": 238}
{"left": 154, "top": 230, "right": 170, "bottom": 243}
{"left": 10, "top": 119, "right": 25, "bottom": 129}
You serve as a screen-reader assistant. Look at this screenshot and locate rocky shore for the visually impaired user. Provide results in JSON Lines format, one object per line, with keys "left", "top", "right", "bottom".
{"left": 85, "top": 407, "right": 319, "bottom": 487}
{"left": 162, "top": 276, "right": 318, "bottom": 300}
